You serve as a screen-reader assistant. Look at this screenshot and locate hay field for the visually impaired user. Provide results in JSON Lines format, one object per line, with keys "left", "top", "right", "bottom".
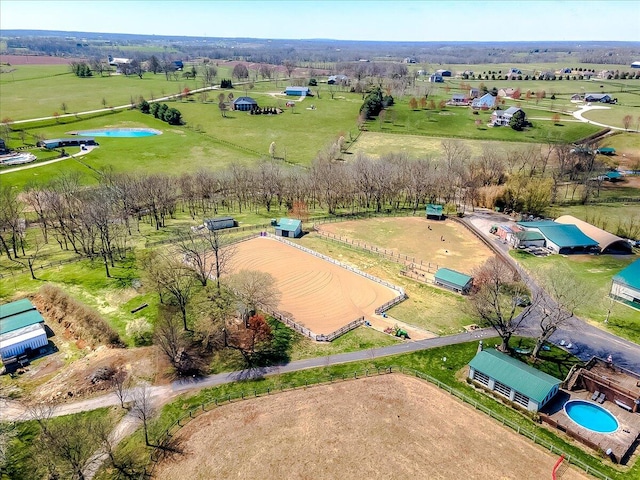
{"left": 228, "top": 237, "right": 398, "bottom": 335}
{"left": 318, "top": 216, "right": 494, "bottom": 275}
{"left": 154, "top": 374, "right": 589, "bottom": 480}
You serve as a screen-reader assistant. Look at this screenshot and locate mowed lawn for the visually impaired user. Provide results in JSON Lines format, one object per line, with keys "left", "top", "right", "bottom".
{"left": 511, "top": 251, "right": 640, "bottom": 344}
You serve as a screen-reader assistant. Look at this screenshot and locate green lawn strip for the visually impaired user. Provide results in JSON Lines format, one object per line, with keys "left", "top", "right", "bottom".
{"left": 111, "top": 339, "right": 633, "bottom": 480}
{"left": 510, "top": 250, "right": 640, "bottom": 344}
{"left": 2, "top": 407, "right": 124, "bottom": 480}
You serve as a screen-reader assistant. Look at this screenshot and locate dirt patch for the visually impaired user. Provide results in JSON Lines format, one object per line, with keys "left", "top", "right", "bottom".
{"left": 155, "top": 375, "right": 590, "bottom": 480}
{"left": 228, "top": 237, "right": 399, "bottom": 335}
{"left": 318, "top": 216, "right": 494, "bottom": 275}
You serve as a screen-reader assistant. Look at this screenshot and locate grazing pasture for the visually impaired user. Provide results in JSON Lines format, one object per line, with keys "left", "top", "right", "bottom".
{"left": 154, "top": 374, "right": 590, "bottom": 480}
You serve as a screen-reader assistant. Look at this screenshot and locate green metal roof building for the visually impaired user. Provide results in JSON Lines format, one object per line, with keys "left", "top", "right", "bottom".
{"left": 611, "top": 259, "right": 640, "bottom": 310}
{"left": 0, "top": 299, "right": 44, "bottom": 336}
{"left": 434, "top": 268, "right": 473, "bottom": 294}
{"left": 274, "top": 218, "right": 302, "bottom": 238}
{"left": 426, "top": 204, "right": 444, "bottom": 220}
{"left": 517, "top": 222, "right": 598, "bottom": 254}
{"left": 468, "top": 348, "right": 560, "bottom": 412}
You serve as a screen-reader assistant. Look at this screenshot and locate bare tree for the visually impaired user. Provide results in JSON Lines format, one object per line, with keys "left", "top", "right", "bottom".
{"left": 205, "top": 229, "right": 235, "bottom": 293}
{"left": 202, "top": 64, "right": 217, "bottom": 86}
{"left": 111, "top": 368, "right": 132, "bottom": 409}
{"left": 623, "top": 114, "right": 633, "bottom": 130}
{"left": 469, "top": 258, "right": 535, "bottom": 352}
{"left": 259, "top": 63, "right": 273, "bottom": 80}
{"left": 232, "top": 63, "right": 249, "bottom": 81}
{"left": 177, "top": 230, "right": 215, "bottom": 286}
{"left": 283, "top": 59, "right": 296, "bottom": 78}
{"left": 532, "top": 267, "right": 586, "bottom": 358}
{"left": 131, "top": 383, "right": 154, "bottom": 447}
{"left": 227, "top": 270, "right": 281, "bottom": 325}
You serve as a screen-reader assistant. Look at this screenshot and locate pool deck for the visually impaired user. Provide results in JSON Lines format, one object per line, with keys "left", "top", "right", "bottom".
{"left": 541, "top": 389, "right": 640, "bottom": 464}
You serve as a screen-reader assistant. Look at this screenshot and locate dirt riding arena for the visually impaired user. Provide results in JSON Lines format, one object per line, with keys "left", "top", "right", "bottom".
{"left": 154, "top": 375, "right": 590, "bottom": 480}
{"left": 317, "top": 216, "right": 494, "bottom": 275}
{"left": 228, "top": 236, "right": 399, "bottom": 335}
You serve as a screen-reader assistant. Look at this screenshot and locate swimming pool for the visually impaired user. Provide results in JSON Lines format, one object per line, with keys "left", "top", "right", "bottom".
{"left": 76, "top": 128, "right": 161, "bottom": 138}
{"left": 564, "top": 400, "right": 618, "bottom": 433}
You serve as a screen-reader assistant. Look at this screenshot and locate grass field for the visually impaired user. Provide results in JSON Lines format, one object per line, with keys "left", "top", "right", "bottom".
{"left": 511, "top": 251, "right": 640, "bottom": 344}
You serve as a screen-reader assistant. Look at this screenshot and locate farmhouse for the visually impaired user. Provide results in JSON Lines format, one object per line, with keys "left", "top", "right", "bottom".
{"left": 509, "top": 68, "right": 522, "bottom": 75}
{"left": 584, "top": 93, "right": 613, "bottom": 103}
{"left": 610, "top": 259, "right": 640, "bottom": 310}
{"left": 471, "top": 93, "right": 496, "bottom": 109}
{"left": 232, "top": 97, "right": 258, "bottom": 111}
{"left": 497, "top": 88, "right": 516, "bottom": 98}
{"left": 448, "top": 94, "right": 469, "bottom": 106}
{"left": 426, "top": 204, "right": 444, "bottom": 220}
{"left": 491, "top": 106, "right": 525, "bottom": 126}
{"left": 285, "top": 86, "right": 312, "bottom": 96}
{"left": 570, "top": 93, "right": 583, "bottom": 101}
{"left": 327, "top": 74, "right": 349, "bottom": 85}
{"left": 39, "top": 138, "right": 96, "bottom": 149}
{"left": 469, "top": 88, "right": 480, "bottom": 98}
{"left": 204, "top": 216, "right": 236, "bottom": 231}
{"left": 273, "top": 218, "right": 302, "bottom": 238}
{"left": 0, "top": 299, "right": 48, "bottom": 363}
{"left": 468, "top": 348, "right": 560, "bottom": 412}
{"left": 436, "top": 69, "right": 451, "bottom": 77}
{"left": 428, "top": 73, "right": 443, "bottom": 83}
{"left": 516, "top": 220, "right": 598, "bottom": 254}
{"left": 433, "top": 268, "right": 473, "bottom": 294}
{"left": 554, "top": 215, "right": 632, "bottom": 254}
{"left": 107, "top": 55, "right": 132, "bottom": 73}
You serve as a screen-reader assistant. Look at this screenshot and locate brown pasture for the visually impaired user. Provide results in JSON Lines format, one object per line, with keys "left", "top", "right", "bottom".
{"left": 154, "top": 375, "right": 590, "bottom": 480}
{"left": 318, "top": 216, "right": 494, "bottom": 275}
{"left": 227, "top": 237, "right": 398, "bottom": 334}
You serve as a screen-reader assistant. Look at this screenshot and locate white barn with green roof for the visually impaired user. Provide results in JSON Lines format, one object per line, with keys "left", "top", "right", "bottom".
{"left": 434, "top": 268, "right": 473, "bottom": 294}
{"left": 468, "top": 348, "right": 560, "bottom": 412}
{"left": 610, "top": 259, "right": 640, "bottom": 310}
{"left": 0, "top": 298, "right": 47, "bottom": 363}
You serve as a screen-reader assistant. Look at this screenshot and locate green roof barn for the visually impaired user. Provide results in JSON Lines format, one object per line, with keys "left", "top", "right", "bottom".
{"left": 517, "top": 222, "right": 598, "bottom": 254}
{"left": 426, "top": 204, "right": 444, "bottom": 220}
{"left": 0, "top": 299, "right": 48, "bottom": 363}
{"left": 434, "top": 268, "right": 473, "bottom": 294}
{"left": 611, "top": 259, "right": 640, "bottom": 310}
{"left": 468, "top": 348, "right": 560, "bottom": 411}
{"left": 274, "top": 218, "right": 302, "bottom": 238}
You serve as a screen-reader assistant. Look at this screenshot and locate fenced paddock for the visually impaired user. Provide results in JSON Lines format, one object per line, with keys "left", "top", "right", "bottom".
{"left": 315, "top": 216, "right": 494, "bottom": 275}
{"left": 227, "top": 236, "right": 401, "bottom": 335}
{"left": 152, "top": 371, "right": 596, "bottom": 480}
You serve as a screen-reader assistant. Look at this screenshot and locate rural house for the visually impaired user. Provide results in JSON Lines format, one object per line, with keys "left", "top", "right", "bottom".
{"left": 448, "top": 94, "right": 469, "bottom": 106}
{"left": 468, "top": 348, "right": 560, "bottom": 412}
{"left": 491, "top": 106, "right": 525, "bottom": 126}
{"left": 610, "top": 259, "right": 640, "bottom": 310}
{"left": 471, "top": 93, "right": 496, "bottom": 109}
{"left": 584, "top": 93, "right": 613, "bottom": 103}
{"left": 327, "top": 74, "right": 349, "bottom": 85}
{"left": 436, "top": 69, "right": 451, "bottom": 77}
{"left": 233, "top": 97, "right": 258, "bottom": 111}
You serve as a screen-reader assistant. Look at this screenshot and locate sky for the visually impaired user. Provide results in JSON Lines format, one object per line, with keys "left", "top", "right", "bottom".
{"left": 1, "top": 0, "right": 639, "bottom": 42}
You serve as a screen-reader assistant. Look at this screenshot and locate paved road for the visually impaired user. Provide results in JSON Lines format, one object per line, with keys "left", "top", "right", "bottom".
{"left": 571, "top": 104, "right": 639, "bottom": 132}
{"left": 0, "top": 328, "right": 492, "bottom": 422}
{"left": 464, "top": 210, "right": 640, "bottom": 371}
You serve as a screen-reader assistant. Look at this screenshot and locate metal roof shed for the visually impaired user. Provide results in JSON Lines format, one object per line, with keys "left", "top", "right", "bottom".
{"left": 611, "top": 259, "right": 640, "bottom": 310}
{"left": 0, "top": 309, "right": 45, "bottom": 336}
{"left": 0, "top": 323, "right": 48, "bottom": 361}
{"left": 0, "top": 298, "right": 35, "bottom": 319}
{"left": 468, "top": 349, "right": 560, "bottom": 411}
{"left": 274, "top": 218, "right": 302, "bottom": 238}
{"left": 434, "top": 268, "right": 473, "bottom": 294}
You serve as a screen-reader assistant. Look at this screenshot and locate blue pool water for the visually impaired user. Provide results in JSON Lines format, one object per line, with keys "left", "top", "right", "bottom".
{"left": 76, "top": 128, "right": 161, "bottom": 138}
{"left": 564, "top": 400, "right": 618, "bottom": 433}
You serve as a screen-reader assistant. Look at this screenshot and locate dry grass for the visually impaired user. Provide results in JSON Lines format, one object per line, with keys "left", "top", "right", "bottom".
{"left": 33, "top": 285, "right": 122, "bottom": 348}
{"left": 154, "top": 374, "right": 590, "bottom": 480}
